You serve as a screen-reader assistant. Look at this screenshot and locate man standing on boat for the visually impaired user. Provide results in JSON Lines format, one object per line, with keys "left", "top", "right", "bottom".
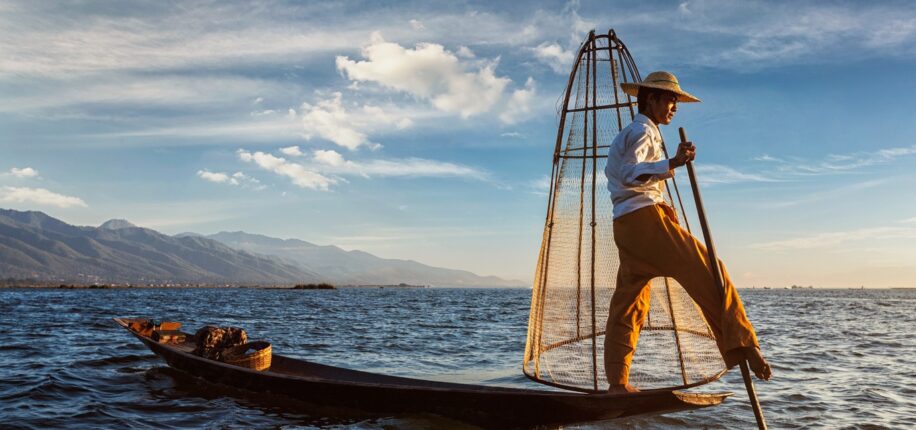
{"left": 603, "top": 71, "right": 771, "bottom": 393}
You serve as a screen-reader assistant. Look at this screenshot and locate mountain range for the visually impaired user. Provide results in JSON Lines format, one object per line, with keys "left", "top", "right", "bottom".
{"left": 0, "top": 209, "right": 523, "bottom": 287}
{"left": 200, "top": 231, "right": 520, "bottom": 287}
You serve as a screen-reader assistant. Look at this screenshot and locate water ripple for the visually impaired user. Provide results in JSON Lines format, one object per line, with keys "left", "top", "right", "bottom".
{"left": 0, "top": 287, "right": 914, "bottom": 429}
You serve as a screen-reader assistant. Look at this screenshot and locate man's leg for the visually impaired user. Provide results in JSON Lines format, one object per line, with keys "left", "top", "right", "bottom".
{"left": 653, "top": 206, "right": 770, "bottom": 379}
{"left": 603, "top": 265, "right": 651, "bottom": 388}
{"left": 605, "top": 206, "right": 663, "bottom": 390}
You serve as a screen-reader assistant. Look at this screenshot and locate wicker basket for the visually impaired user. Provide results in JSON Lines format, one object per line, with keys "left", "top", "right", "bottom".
{"left": 221, "top": 341, "right": 272, "bottom": 371}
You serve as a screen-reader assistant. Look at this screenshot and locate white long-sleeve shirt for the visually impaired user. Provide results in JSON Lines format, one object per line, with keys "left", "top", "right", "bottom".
{"left": 604, "top": 114, "right": 674, "bottom": 219}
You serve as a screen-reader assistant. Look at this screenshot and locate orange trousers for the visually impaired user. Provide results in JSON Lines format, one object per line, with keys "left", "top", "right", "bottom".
{"left": 604, "top": 204, "right": 759, "bottom": 386}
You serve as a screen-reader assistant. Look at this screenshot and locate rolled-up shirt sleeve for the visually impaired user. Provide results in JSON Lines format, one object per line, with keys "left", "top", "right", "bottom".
{"left": 619, "top": 130, "right": 674, "bottom": 187}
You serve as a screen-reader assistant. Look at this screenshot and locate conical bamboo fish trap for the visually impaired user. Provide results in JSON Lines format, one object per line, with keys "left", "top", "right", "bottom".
{"left": 523, "top": 30, "right": 727, "bottom": 393}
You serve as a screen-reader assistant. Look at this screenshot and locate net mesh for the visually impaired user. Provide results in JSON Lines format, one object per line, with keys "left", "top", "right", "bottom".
{"left": 523, "top": 30, "right": 726, "bottom": 393}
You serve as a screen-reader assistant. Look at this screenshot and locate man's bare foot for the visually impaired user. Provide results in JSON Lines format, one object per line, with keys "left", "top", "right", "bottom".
{"left": 606, "top": 384, "right": 640, "bottom": 394}
{"left": 744, "top": 347, "right": 772, "bottom": 381}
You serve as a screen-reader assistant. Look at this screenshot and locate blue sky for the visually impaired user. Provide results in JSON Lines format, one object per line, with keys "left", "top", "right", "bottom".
{"left": 2, "top": 0, "right": 916, "bottom": 287}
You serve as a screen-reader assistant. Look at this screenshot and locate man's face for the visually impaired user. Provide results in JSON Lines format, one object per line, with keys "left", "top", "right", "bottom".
{"left": 649, "top": 92, "right": 678, "bottom": 125}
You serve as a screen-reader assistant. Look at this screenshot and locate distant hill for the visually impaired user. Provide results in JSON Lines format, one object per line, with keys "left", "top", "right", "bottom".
{"left": 98, "top": 219, "right": 137, "bottom": 230}
{"left": 205, "top": 231, "right": 524, "bottom": 287}
{"left": 0, "top": 209, "right": 524, "bottom": 287}
{"left": 0, "top": 209, "right": 321, "bottom": 284}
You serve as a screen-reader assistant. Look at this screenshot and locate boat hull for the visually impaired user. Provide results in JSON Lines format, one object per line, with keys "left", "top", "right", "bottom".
{"left": 115, "top": 318, "right": 729, "bottom": 428}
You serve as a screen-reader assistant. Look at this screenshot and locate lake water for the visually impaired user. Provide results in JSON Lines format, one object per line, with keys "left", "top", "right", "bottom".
{"left": 1, "top": 287, "right": 913, "bottom": 429}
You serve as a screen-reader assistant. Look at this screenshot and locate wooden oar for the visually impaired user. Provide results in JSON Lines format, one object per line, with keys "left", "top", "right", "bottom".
{"left": 679, "top": 127, "right": 768, "bottom": 430}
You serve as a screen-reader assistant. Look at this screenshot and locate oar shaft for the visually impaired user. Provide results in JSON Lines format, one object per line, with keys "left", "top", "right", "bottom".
{"left": 741, "top": 361, "right": 768, "bottom": 429}
{"left": 679, "top": 127, "right": 768, "bottom": 430}
{"left": 683, "top": 161, "right": 725, "bottom": 295}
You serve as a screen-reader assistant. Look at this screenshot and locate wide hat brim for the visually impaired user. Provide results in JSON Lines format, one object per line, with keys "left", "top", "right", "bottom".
{"left": 621, "top": 82, "right": 701, "bottom": 103}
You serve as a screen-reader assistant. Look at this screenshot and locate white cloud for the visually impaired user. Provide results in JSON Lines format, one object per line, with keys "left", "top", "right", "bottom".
{"left": 678, "top": 2, "right": 692, "bottom": 15}
{"left": 876, "top": 146, "right": 916, "bottom": 158}
{"left": 299, "top": 92, "right": 417, "bottom": 150}
{"left": 3, "top": 75, "right": 292, "bottom": 114}
{"left": 310, "top": 149, "right": 486, "bottom": 179}
{"left": 300, "top": 92, "right": 378, "bottom": 150}
{"left": 0, "top": 5, "right": 369, "bottom": 79}
{"left": 235, "top": 147, "right": 484, "bottom": 190}
{"left": 280, "top": 146, "right": 304, "bottom": 157}
{"left": 5, "top": 1, "right": 915, "bottom": 84}
{"left": 336, "top": 33, "right": 511, "bottom": 119}
{"left": 753, "top": 154, "right": 782, "bottom": 162}
{"left": 196, "top": 169, "right": 263, "bottom": 189}
{"left": 89, "top": 115, "right": 302, "bottom": 142}
{"left": 762, "top": 178, "right": 887, "bottom": 209}
{"left": 501, "top": 132, "right": 524, "bottom": 138}
{"left": 396, "top": 117, "right": 414, "bottom": 129}
{"left": 231, "top": 172, "right": 265, "bottom": 190}
{"left": 751, "top": 226, "right": 916, "bottom": 251}
{"left": 1, "top": 2, "right": 590, "bottom": 84}
{"left": 532, "top": 42, "right": 575, "bottom": 74}
{"left": 694, "top": 164, "right": 778, "bottom": 185}
{"left": 773, "top": 144, "right": 916, "bottom": 175}
{"left": 711, "top": 143, "right": 916, "bottom": 189}
{"left": 499, "top": 77, "right": 537, "bottom": 124}
{"left": 0, "top": 186, "right": 87, "bottom": 208}
{"left": 863, "top": 17, "right": 916, "bottom": 48}
{"left": 456, "top": 46, "right": 475, "bottom": 58}
{"left": 679, "top": 3, "right": 916, "bottom": 68}
{"left": 556, "top": 2, "right": 595, "bottom": 47}
{"left": 8, "top": 167, "right": 39, "bottom": 178}
{"left": 528, "top": 175, "right": 551, "bottom": 196}
{"left": 237, "top": 149, "right": 336, "bottom": 190}
{"left": 351, "top": 158, "right": 484, "bottom": 179}
{"left": 313, "top": 149, "right": 346, "bottom": 167}
{"left": 299, "top": 99, "right": 367, "bottom": 150}
{"left": 0, "top": 3, "right": 601, "bottom": 145}
{"left": 197, "top": 170, "right": 234, "bottom": 184}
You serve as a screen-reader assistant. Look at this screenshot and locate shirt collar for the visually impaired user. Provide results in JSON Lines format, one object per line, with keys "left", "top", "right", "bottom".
{"left": 633, "top": 113, "right": 661, "bottom": 139}
{"left": 634, "top": 113, "right": 658, "bottom": 130}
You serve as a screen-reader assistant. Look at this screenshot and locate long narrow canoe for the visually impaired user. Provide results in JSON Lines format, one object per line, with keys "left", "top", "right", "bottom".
{"left": 114, "top": 318, "right": 730, "bottom": 428}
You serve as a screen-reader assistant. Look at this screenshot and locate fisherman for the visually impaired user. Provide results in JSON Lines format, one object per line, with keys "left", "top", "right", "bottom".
{"left": 603, "top": 71, "right": 771, "bottom": 393}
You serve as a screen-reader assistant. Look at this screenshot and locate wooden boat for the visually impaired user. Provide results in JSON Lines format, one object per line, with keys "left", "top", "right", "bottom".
{"left": 115, "top": 317, "right": 730, "bottom": 428}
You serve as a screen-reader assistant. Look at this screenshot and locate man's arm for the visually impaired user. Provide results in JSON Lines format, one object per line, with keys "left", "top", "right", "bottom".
{"left": 633, "top": 141, "right": 696, "bottom": 182}
{"left": 619, "top": 130, "right": 670, "bottom": 186}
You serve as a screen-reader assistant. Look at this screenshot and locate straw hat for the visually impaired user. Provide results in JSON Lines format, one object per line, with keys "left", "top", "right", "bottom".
{"left": 620, "top": 71, "right": 701, "bottom": 103}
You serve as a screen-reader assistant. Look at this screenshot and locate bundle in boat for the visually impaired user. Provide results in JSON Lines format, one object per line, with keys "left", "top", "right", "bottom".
{"left": 192, "top": 325, "right": 271, "bottom": 371}
{"left": 192, "top": 325, "right": 248, "bottom": 359}
{"left": 523, "top": 30, "right": 726, "bottom": 393}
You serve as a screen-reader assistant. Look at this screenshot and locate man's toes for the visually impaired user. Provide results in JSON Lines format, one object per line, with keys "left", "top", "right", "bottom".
{"left": 606, "top": 384, "right": 640, "bottom": 394}
{"left": 745, "top": 347, "right": 772, "bottom": 381}
{"left": 762, "top": 364, "right": 772, "bottom": 380}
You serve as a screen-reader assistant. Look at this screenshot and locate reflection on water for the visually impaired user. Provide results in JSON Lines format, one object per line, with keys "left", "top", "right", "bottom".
{"left": 0, "top": 287, "right": 914, "bottom": 429}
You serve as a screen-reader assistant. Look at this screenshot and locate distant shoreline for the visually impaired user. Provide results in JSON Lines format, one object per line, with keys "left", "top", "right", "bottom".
{"left": 0, "top": 282, "right": 526, "bottom": 289}
{"left": 0, "top": 283, "right": 911, "bottom": 290}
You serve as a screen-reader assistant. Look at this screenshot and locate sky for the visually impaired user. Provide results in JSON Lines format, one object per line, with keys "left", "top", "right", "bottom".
{"left": 2, "top": 0, "right": 916, "bottom": 287}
